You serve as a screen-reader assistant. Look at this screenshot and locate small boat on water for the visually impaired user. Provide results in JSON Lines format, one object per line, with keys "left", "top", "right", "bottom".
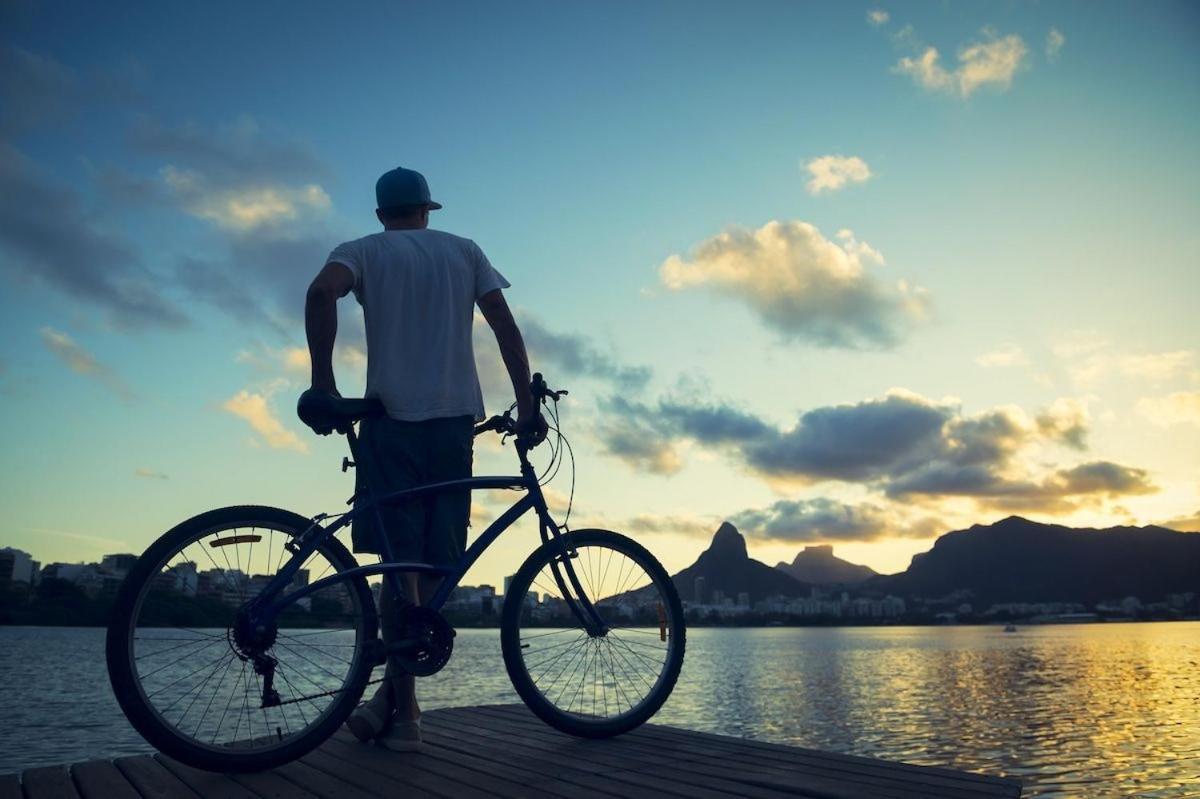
{"left": 1003, "top": 623, "right": 1018, "bottom": 632}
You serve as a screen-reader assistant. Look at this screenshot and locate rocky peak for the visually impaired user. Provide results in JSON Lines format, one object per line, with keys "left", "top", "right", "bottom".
{"left": 701, "top": 522, "right": 748, "bottom": 562}
{"left": 796, "top": 545, "right": 835, "bottom": 562}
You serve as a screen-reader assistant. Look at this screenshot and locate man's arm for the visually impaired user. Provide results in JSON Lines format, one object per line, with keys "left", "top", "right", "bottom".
{"left": 477, "top": 289, "right": 546, "bottom": 443}
{"left": 305, "top": 262, "right": 355, "bottom": 394}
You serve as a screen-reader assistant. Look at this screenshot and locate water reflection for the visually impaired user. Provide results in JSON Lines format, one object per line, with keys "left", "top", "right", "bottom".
{"left": 1, "top": 623, "right": 1197, "bottom": 797}
{"left": 656, "top": 624, "right": 1200, "bottom": 798}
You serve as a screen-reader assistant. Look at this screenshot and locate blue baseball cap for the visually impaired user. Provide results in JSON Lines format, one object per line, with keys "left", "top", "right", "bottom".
{"left": 375, "top": 166, "right": 442, "bottom": 210}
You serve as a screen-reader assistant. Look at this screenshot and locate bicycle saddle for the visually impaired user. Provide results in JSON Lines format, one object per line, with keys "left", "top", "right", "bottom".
{"left": 297, "top": 389, "right": 385, "bottom": 435}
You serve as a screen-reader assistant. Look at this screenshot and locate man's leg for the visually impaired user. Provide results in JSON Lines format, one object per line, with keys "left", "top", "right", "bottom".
{"left": 390, "top": 573, "right": 442, "bottom": 723}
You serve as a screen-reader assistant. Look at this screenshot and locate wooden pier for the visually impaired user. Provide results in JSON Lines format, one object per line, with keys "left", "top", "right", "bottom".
{"left": 1, "top": 704, "right": 1022, "bottom": 798}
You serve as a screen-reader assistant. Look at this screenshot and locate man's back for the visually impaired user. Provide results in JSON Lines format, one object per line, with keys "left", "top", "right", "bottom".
{"left": 327, "top": 228, "right": 509, "bottom": 422}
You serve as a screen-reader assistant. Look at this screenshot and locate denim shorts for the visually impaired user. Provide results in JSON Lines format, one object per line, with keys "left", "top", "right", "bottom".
{"left": 351, "top": 414, "right": 474, "bottom": 567}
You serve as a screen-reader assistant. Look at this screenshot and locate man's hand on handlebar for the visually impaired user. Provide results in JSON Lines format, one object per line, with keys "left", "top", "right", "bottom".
{"left": 516, "top": 410, "right": 549, "bottom": 449}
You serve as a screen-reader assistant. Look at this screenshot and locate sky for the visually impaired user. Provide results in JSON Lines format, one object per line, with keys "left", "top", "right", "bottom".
{"left": 1, "top": 0, "right": 1198, "bottom": 591}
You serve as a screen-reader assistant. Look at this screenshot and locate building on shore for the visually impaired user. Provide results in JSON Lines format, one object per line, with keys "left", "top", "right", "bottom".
{"left": 0, "top": 547, "right": 38, "bottom": 587}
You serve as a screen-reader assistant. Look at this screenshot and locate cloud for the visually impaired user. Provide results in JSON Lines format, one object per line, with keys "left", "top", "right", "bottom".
{"left": 0, "top": 45, "right": 75, "bottom": 134}
{"left": 597, "top": 389, "right": 1153, "bottom": 513}
{"left": 39, "top": 327, "right": 135, "bottom": 400}
{"left": 473, "top": 312, "right": 652, "bottom": 411}
{"left": 129, "top": 114, "right": 326, "bottom": 186}
{"left": 731, "top": 498, "right": 939, "bottom": 542}
{"left": 516, "top": 314, "right": 651, "bottom": 391}
{"left": 595, "top": 398, "right": 684, "bottom": 475}
{"left": 161, "top": 166, "right": 330, "bottom": 231}
{"left": 1052, "top": 461, "right": 1154, "bottom": 497}
{"left": 659, "top": 220, "right": 928, "bottom": 349}
{"left": 173, "top": 256, "right": 291, "bottom": 336}
{"left": 976, "top": 344, "right": 1028, "bottom": 368}
{"left": 1137, "top": 391, "right": 1200, "bottom": 427}
{"left": 622, "top": 513, "right": 721, "bottom": 538}
{"left": 1118, "top": 352, "right": 1197, "bottom": 382}
{"left": 0, "top": 145, "right": 187, "bottom": 328}
{"left": 103, "top": 117, "right": 339, "bottom": 329}
{"left": 134, "top": 468, "right": 168, "bottom": 480}
{"left": 231, "top": 231, "right": 373, "bottom": 345}
{"left": 1053, "top": 333, "right": 1197, "bottom": 386}
{"left": 1046, "top": 28, "right": 1065, "bottom": 61}
{"left": 235, "top": 343, "right": 367, "bottom": 381}
{"left": 171, "top": 228, "right": 352, "bottom": 340}
{"left": 804, "top": 155, "right": 873, "bottom": 195}
{"left": 221, "top": 390, "right": 308, "bottom": 452}
{"left": 893, "top": 32, "right": 1028, "bottom": 98}
{"left": 867, "top": 9, "right": 889, "bottom": 27}
{"left": 745, "top": 391, "right": 952, "bottom": 481}
{"left": 1035, "top": 397, "right": 1089, "bottom": 449}
{"left": 1159, "top": 510, "right": 1200, "bottom": 533}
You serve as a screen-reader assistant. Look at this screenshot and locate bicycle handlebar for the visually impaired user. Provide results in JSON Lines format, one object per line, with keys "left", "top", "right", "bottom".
{"left": 473, "top": 373, "right": 567, "bottom": 440}
{"left": 531, "top": 372, "right": 568, "bottom": 403}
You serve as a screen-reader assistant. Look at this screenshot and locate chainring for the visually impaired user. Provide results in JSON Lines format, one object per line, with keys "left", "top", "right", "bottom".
{"left": 395, "top": 605, "right": 455, "bottom": 677}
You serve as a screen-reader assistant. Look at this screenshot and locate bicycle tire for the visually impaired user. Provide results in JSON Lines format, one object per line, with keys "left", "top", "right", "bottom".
{"left": 105, "top": 505, "right": 377, "bottom": 772}
{"left": 501, "top": 529, "right": 686, "bottom": 738}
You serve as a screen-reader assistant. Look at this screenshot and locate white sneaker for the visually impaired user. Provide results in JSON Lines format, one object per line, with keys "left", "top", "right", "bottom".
{"left": 376, "top": 718, "right": 422, "bottom": 752}
{"left": 345, "top": 692, "right": 390, "bottom": 742}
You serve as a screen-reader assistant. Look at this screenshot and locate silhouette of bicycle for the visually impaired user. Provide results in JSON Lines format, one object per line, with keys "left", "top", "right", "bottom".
{"left": 106, "top": 374, "right": 685, "bottom": 772}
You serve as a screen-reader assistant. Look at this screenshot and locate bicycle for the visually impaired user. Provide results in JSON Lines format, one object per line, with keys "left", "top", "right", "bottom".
{"left": 105, "top": 374, "right": 686, "bottom": 772}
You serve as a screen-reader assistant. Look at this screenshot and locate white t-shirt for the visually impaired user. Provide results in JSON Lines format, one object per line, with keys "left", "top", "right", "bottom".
{"left": 326, "top": 229, "right": 510, "bottom": 422}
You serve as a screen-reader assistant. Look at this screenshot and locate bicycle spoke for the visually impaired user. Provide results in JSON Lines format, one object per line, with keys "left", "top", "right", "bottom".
{"left": 136, "top": 636, "right": 222, "bottom": 666}
{"left": 174, "top": 651, "right": 233, "bottom": 727}
{"left": 515, "top": 539, "right": 678, "bottom": 723}
{"left": 124, "top": 517, "right": 367, "bottom": 755}
{"left": 194, "top": 652, "right": 237, "bottom": 739}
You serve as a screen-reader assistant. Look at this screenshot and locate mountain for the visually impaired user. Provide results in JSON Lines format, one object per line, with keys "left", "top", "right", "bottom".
{"left": 671, "top": 522, "right": 809, "bottom": 604}
{"left": 775, "top": 545, "right": 877, "bottom": 586}
{"left": 869, "top": 516, "right": 1200, "bottom": 605}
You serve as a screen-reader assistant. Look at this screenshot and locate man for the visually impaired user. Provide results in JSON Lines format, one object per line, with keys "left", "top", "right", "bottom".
{"left": 304, "top": 166, "right": 546, "bottom": 751}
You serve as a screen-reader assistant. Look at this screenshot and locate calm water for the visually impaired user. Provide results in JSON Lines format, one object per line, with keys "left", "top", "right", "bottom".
{"left": 1, "top": 623, "right": 1197, "bottom": 797}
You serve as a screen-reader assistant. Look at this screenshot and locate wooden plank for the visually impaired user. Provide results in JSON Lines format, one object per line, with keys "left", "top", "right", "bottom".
{"left": 324, "top": 729, "right": 553, "bottom": 799}
{"left": 5, "top": 704, "right": 1022, "bottom": 799}
{"left": 112, "top": 756, "right": 199, "bottom": 799}
{"left": 299, "top": 748, "right": 438, "bottom": 799}
{"left": 319, "top": 735, "right": 500, "bottom": 799}
{"left": 0, "top": 773, "right": 21, "bottom": 799}
{"left": 337, "top": 726, "right": 622, "bottom": 799}
{"left": 69, "top": 761, "right": 140, "bottom": 799}
{"left": 272, "top": 760, "right": 378, "bottom": 799}
{"left": 229, "top": 770, "right": 319, "bottom": 799}
{"left": 463, "top": 705, "right": 1021, "bottom": 799}
{"left": 153, "top": 756, "right": 257, "bottom": 799}
{"left": 416, "top": 726, "right": 628, "bottom": 799}
{"left": 489, "top": 705, "right": 1019, "bottom": 797}
{"left": 436, "top": 707, "right": 925, "bottom": 799}
{"left": 422, "top": 722, "right": 759, "bottom": 799}
{"left": 468, "top": 704, "right": 1009, "bottom": 799}
{"left": 20, "top": 766, "right": 80, "bottom": 799}
{"left": 424, "top": 712, "right": 768, "bottom": 799}
{"left": 474, "top": 704, "right": 1020, "bottom": 794}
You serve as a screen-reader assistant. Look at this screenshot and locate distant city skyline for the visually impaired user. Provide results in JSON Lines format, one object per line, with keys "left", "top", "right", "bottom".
{"left": 1, "top": 1, "right": 1198, "bottom": 592}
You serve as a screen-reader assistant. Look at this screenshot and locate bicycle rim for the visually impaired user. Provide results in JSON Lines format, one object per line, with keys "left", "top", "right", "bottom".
{"left": 504, "top": 531, "right": 684, "bottom": 729}
{"left": 115, "top": 512, "right": 370, "bottom": 759}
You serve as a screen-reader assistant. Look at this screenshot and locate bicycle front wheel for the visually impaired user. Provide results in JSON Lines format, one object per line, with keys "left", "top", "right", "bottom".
{"left": 105, "top": 506, "right": 377, "bottom": 772}
{"left": 501, "top": 529, "right": 685, "bottom": 738}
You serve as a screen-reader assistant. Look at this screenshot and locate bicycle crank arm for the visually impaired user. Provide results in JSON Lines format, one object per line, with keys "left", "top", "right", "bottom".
{"left": 384, "top": 638, "right": 422, "bottom": 655}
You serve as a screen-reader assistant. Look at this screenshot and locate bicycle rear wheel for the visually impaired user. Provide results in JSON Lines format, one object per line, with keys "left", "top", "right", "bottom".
{"left": 105, "top": 506, "right": 377, "bottom": 772}
{"left": 501, "top": 529, "right": 685, "bottom": 737}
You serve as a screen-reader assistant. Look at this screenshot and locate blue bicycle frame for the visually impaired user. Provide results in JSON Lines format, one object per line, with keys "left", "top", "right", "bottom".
{"left": 246, "top": 423, "right": 607, "bottom": 635}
